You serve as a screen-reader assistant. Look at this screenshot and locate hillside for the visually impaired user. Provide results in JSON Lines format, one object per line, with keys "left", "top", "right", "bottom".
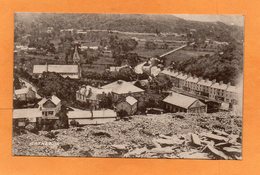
{"left": 15, "top": 13, "right": 243, "bottom": 42}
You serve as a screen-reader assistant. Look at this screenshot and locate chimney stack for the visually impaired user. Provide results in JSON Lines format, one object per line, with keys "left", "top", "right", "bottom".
{"left": 220, "top": 81, "right": 223, "bottom": 85}
{"left": 212, "top": 79, "right": 216, "bottom": 84}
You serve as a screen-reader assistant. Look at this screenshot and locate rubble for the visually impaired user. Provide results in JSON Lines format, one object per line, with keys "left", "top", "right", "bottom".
{"left": 13, "top": 112, "right": 242, "bottom": 159}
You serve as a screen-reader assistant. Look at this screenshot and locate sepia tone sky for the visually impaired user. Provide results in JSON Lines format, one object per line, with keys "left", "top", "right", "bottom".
{"left": 174, "top": 14, "right": 244, "bottom": 26}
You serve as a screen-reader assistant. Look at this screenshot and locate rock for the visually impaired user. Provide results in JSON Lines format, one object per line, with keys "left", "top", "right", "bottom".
{"left": 204, "top": 145, "right": 229, "bottom": 160}
{"left": 111, "top": 144, "right": 128, "bottom": 151}
{"left": 202, "top": 133, "right": 229, "bottom": 142}
{"left": 60, "top": 144, "right": 73, "bottom": 151}
{"left": 149, "top": 147, "right": 176, "bottom": 154}
{"left": 190, "top": 133, "right": 201, "bottom": 146}
{"left": 124, "top": 147, "right": 147, "bottom": 157}
{"left": 179, "top": 151, "right": 209, "bottom": 159}
{"left": 213, "top": 129, "right": 229, "bottom": 137}
{"left": 222, "top": 147, "right": 241, "bottom": 154}
{"left": 91, "top": 131, "right": 111, "bottom": 138}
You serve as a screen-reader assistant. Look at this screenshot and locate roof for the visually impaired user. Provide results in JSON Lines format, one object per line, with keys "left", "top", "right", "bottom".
{"left": 186, "top": 77, "right": 199, "bottom": 83}
{"left": 176, "top": 73, "right": 188, "bottom": 80}
{"left": 163, "top": 92, "right": 205, "bottom": 109}
{"left": 33, "top": 65, "right": 79, "bottom": 74}
{"left": 68, "top": 118, "right": 115, "bottom": 125}
{"left": 77, "top": 85, "right": 111, "bottom": 95}
{"left": 197, "top": 79, "right": 213, "bottom": 87}
{"left": 160, "top": 69, "right": 179, "bottom": 78}
{"left": 101, "top": 80, "right": 144, "bottom": 94}
{"left": 109, "top": 65, "right": 130, "bottom": 72}
{"left": 67, "top": 109, "right": 117, "bottom": 119}
{"left": 13, "top": 108, "right": 42, "bottom": 120}
{"left": 125, "top": 96, "right": 137, "bottom": 105}
{"left": 38, "top": 95, "right": 61, "bottom": 106}
{"left": 211, "top": 83, "right": 228, "bottom": 90}
{"left": 226, "top": 85, "right": 239, "bottom": 93}
{"left": 14, "top": 88, "right": 31, "bottom": 95}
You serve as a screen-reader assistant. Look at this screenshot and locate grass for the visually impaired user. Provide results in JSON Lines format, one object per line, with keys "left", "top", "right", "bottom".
{"left": 164, "top": 50, "right": 215, "bottom": 66}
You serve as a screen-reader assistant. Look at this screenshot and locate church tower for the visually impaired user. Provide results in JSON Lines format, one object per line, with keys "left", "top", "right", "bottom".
{"left": 72, "top": 45, "right": 81, "bottom": 64}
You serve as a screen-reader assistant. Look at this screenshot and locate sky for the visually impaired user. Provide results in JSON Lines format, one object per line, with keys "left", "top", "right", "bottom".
{"left": 174, "top": 15, "right": 244, "bottom": 26}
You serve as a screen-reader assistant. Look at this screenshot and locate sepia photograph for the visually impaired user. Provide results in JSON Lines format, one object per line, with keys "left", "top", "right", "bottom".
{"left": 12, "top": 13, "right": 243, "bottom": 160}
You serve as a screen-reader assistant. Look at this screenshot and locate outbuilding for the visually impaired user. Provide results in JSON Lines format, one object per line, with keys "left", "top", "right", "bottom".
{"left": 163, "top": 92, "right": 207, "bottom": 113}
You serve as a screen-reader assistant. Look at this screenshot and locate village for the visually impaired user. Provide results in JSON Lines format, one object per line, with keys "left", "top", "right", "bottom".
{"left": 13, "top": 14, "right": 243, "bottom": 159}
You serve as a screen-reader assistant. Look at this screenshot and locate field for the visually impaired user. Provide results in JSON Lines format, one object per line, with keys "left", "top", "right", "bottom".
{"left": 164, "top": 50, "right": 215, "bottom": 66}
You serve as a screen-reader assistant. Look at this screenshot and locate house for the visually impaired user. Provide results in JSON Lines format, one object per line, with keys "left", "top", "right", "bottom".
{"left": 116, "top": 96, "right": 138, "bottom": 115}
{"left": 38, "top": 95, "right": 61, "bottom": 119}
{"left": 185, "top": 76, "right": 200, "bottom": 93}
{"left": 33, "top": 64, "right": 81, "bottom": 79}
{"left": 176, "top": 73, "right": 188, "bottom": 89}
{"left": 14, "top": 87, "right": 36, "bottom": 101}
{"left": 209, "top": 81, "right": 227, "bottom": 101}
{"left": 101, "top": 80, "right": 145, "bottom": 100}
{"left": 225, "top": 85, "right": 240, "bottom": 104}
{"left": 163, "top": 92, "right": 207, "bottom": 113}
{"left": 76, "top": 85, "right": 112, "bottom": 109}
{"left": 109, "top": 65, "right": 131, "bottom": 72}
{"left": 160, "top": 69, "right": 179, "bottom": 87}
{"left": 67, "top": 108, "right": 117, "bottom": 126}
{"left": 13, "top": 108, "right": 42, "bottom": 128}
{"left": 197, "top": 78, "right": 213, "bottom": 97}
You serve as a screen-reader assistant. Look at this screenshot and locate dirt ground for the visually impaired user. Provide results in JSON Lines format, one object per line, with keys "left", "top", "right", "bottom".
{"left": 12, "top": 112, "right": 242, "bottom": 159}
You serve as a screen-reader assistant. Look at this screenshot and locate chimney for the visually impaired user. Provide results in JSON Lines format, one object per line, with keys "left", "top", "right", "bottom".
{"left": 45, "top": 62, "right": 48, "bottom": 72}
{"left": 220, "top": 81, "right": 223, "bottom": 85}
{"left": 205, "top": 78, "right": 209, "bottom": 82}
{"left": 212, "top": 79, "right": 216, "bottom": 84}
{"left": 227, "top": 82, "right": 231, "bottom": 87}
{"left": 198, "top": 77, "right": 202, "bottom": 82}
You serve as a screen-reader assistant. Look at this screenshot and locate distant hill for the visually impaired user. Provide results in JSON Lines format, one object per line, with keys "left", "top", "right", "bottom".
{"left": 15, "top": 13, "right": 243, "bottom": 42}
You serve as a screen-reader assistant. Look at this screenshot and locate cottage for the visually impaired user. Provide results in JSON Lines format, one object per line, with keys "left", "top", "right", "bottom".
{"left": 38, "top": 95, "right": 61, "bottom": 119}
{"left": 76, "top": 85, "right": 112, "bottom": 109}
{"left": 101, "top": 80, "right": 144, "bottom": 100}
{"left": 33, "top": 64, "right": 81, "bottom": 79}
{"left": 14, "top": 87, "right": 36, "bottom": 101}
{"left": 116, "top": 96, "right": 138, "bottom": 115}
{"left": 67, "top": 108, "right": 117, "bottom": 126}
{"left": 163, "top": 92, "right": 207, "bottom": 113}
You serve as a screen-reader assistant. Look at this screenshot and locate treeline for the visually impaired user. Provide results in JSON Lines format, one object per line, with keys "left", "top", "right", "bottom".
{"left": 174, "top": 42, "right": 243, "bottom": 85}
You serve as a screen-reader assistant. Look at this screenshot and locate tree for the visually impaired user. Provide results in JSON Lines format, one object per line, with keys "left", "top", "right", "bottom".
{"left": 13, "top": 76, "right": 21, "bottom": 90}
{"left": 145, "top": 41, "right": 157, "bottom": 50}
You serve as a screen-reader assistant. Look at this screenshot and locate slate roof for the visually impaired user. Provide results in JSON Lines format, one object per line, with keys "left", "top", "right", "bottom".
{"left": 125, "top": 96, "right": 138, "bottom": 105}
{"left": 163, "top": 92, "right": 205, "bottom": 109}
{"left": 38, "top": 95, "right": 61, "bottom": 106}
{"left": 33, "top": 65, "right": 79, "bottom": 74}
{"left": 67, "top": 109, "right": 117, "bottom": 119}
{"left": 101, "top": 80, "right": 144, "bottom": 94}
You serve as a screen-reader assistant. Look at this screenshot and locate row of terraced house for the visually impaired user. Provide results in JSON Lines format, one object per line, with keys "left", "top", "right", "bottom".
{"left": 160, "top": 68, "right": 240, "bottom": 105}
